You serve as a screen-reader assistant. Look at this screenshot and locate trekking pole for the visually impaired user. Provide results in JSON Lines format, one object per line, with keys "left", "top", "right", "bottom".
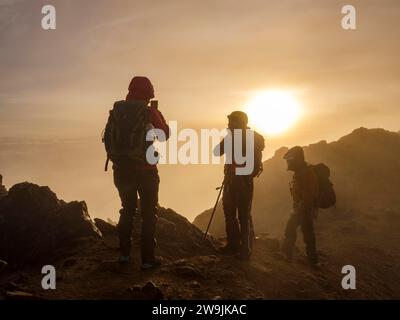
{"left": 250, "top": 215, "right": 256, "bottom": 241}
{"left": 204, "top": 179, "right": 225, "bottom": 240}
{"left": 250, "top": 167, "right": 263, "bottom": 240}
{"left": 248, "top": 193, "right": 256, "bottom": 242}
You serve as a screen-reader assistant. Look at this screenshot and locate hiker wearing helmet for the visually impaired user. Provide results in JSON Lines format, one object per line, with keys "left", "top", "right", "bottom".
{"left": 281, "top": 146, "right": 319, "bottom": 267}
{"left": 214, "top": 111, "right": 265, "bottom": 260}
{"left": 103, "top": 76, "right": 170, "bottom": 270}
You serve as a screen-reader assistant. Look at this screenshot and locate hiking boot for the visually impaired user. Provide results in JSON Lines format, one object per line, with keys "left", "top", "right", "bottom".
{"left": 141, "top": 256, "right": 163, "bottom": 270}
{"left": 218, "top": 245, "right": 239, "bottom": 255}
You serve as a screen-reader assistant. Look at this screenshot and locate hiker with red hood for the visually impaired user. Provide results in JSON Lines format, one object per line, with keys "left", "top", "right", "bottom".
{"left": 103, "top": 76, "right": 170, "bottom": 270}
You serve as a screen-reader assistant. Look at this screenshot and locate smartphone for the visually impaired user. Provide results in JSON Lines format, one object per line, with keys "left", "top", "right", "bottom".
{"left": 150, "top": 100, "right": 158, "bottom": 109}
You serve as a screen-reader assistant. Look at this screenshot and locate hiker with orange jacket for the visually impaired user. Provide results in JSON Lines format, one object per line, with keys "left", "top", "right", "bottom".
{"left": 281, "top": 146, "right": 319, "bottom": 267}
{"left": 103, "top": 76, "right": 169, "bottom": 270}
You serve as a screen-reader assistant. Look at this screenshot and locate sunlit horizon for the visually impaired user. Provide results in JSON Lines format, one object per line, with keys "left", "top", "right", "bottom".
{"left": 1, "top": 0, "right": 400, "bottom": 222}
{"left": 245, "top": 89, "right": 302, "bottom": 135}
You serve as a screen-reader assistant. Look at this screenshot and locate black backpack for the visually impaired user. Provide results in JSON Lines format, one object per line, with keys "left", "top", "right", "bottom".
{"left": 311, "top": 163, "right": 336, "bottom": 209}
{"left": 253, "top": 131, "right": 265, "bottom": 177}
{"left": 102, "top": 100, "right": 150, "bottom": 170}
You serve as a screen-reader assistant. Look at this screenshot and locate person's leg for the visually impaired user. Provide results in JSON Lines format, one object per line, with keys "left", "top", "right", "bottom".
{"left": 113, "top": 167, "right": 138, "bottom": 259}
{"left": 300, "top": 213, "right": 318, "bottom": 265}
{"left": 282, "top": 212, "right": 300, "bottom": 260}
{"left": 222, "top": 177, "right": 240, "bottom": 252}
{"left": 237, "top": 177, "right": 253, "bottom": 259}
{"left": 138, "top": 169, "right": 159, "bottom": 264}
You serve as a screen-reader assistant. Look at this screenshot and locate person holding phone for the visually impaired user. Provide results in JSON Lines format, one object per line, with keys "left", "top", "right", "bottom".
{"left": 105, "top": 76, "right": 170, "bottom": 270}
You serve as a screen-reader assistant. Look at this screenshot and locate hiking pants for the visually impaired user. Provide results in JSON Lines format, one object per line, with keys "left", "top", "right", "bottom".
{"left": 113, "top": 166, "right": 159, "bottom": 263}
{"left": 222, "top": 175, "right": 254, "bottom": 256}
{"left": 283, "top": 210, "right": 318, "bottom": 264}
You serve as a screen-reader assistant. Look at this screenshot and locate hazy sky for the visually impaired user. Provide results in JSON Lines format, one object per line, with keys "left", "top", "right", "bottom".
{"left": 1, "top": 0, "right": 399, "bottom": 220}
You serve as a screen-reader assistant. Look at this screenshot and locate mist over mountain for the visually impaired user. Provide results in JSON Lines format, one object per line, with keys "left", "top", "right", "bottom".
{"left": 194, "top": 127, "right": 400, "bottom": 237}
{"left": 189, "top": 127, "right": 400, "bottom": 298}
{"left": 0, "top": 136, "right": 223, "bottom": 222}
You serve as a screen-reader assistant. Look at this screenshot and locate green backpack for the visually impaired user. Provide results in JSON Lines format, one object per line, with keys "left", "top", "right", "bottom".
{"left": 102, "top": 100, "right": 150, "bottom": 170}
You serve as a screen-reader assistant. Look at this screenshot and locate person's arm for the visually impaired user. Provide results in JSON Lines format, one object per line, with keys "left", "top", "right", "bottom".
{"left": 149, "top": 107, "right": 170, "bottom": 141}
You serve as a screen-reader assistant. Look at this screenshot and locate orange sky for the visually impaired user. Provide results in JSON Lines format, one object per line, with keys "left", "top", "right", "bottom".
{"left": 1, "top": 0, "right": 399, "bottom": 220}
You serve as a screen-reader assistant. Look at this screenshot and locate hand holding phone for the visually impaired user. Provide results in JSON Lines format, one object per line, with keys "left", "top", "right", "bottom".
{"left": 150, "top": 100, "right": 158, "bottom": 109}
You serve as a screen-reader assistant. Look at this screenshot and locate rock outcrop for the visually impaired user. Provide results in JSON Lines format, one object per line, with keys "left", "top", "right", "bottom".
{"left": 0, "top": 181, "right": 216, "bottom": 271}
{"left": 94, "top": 218, "right": 117, "bottom": 236}
{"left": 0, "top": 182, "right": 101, "bottom": 267}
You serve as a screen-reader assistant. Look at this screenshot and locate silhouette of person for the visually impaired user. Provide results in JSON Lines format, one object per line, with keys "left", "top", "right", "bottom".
{"left": 281, "top": 146, "right": 319, "bottom": 266}
{"left": 108, "top": 76, "right": 170, "bottom": 269}
{"left": 214, "top": 111, "right": 265, "bottom": 260}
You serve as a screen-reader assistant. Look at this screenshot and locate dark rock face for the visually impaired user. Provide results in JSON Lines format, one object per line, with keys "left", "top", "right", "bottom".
{"left": 94, "top": 218, "right": 117, "bottom": 236}
{"left": 0, "top": 182, "right": 216, "bottom": 269}
{"left": 156, "top": 207, "right": 216, "bottom": 257}
{"left": 0, "top": 260, "right": 7, "bottom": 273}
{"left": 122, "top": 207, "right": 217, "bottom": 259}
{"left": 128, "top": 281, "right": 164, "bottom": 300}
{"left": 0, "top": 182, "right": 101, "bottom": 267}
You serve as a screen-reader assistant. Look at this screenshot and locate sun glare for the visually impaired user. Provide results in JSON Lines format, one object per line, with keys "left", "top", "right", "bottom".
{"left": 245, "top": 90, "right": 302, "bottom": 135}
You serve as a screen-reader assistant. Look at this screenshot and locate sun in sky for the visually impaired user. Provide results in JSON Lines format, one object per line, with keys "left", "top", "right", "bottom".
{"left": 245, "top": 90, "right": 302, "bottom": 135}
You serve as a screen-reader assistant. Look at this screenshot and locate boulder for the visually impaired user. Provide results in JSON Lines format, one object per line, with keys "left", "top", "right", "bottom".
{"left": 157, "top": 217, "right": 177, "bottom": 237}
{"left": 0, "top": 182, "right": 101, "bottom": 267}
{"left": 157, "top": 207, "right": 216, "bottom": 256}
{"left": 94, "top": 218, "right": 117, "bottom": 236}
{"left": 141, "top": 281, "right": 164, "bottom": 300}
{"left": 0, "top": 260, "right": 7, "bottom": 273}
{"left": 128, "top": 281, "right": 164, "bottom": 300}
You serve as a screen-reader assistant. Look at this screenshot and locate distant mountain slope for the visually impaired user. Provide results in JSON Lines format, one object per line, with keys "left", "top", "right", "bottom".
{"left": 193, "top": 127, "right": 400, "bottom": 237}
